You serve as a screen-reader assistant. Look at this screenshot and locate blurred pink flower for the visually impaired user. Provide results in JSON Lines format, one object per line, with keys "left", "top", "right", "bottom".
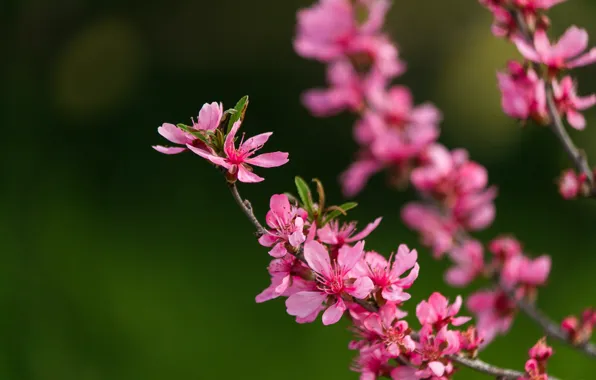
{"left": 445, "top": 239, "right": 485, "bottom": 287}
{"left": 467, "top": 289, "right": 516, "bottom": 345}
{"left": 501, "top": 254, "right": 551, "bottom": 288}
{"left": 497, "top": 61, "right": 546, "bottom": 120}
{"left": 552, "top": 76, "right": 596, "bottom": 130}
{"left": 317, "top": 217, "right": 382, "bottom": 247}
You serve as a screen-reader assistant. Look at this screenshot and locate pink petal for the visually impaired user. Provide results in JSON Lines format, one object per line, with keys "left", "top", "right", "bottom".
{"left": 395, "top": 263, "right": 419, "bottom": 288}
{"left": 452, "top": 316, "right": 472, "bottom": 326}
{"left": 289, "top": 229, "right": 306, "bottom": 248}
{"left": 347, "top": 217, "right": 382, "bottom": 242}
{"left": 348, "top": 276, "right": 374, "bottom": 299}
{"left": 286, "top": 291, "right": 327, "bottom": 318}
{"left": 363, "top": 314, "right": 384, "bottom": 335}
{"left": 448, "top": 295, "right": 463, "bottom": 316}
{"left": 197, "top": 102, "right": 223, "bottom": 131}
{"left": 533, "top": 29, "right": 552, "bottom": 58}
{"left": 186, "top": 144, "right": 230, "bottom": 167}
{"left": 241, "top": 132, "right": 272, "bottom": 152}
{"left": 382, "top": 286, "right": 411, "bottom": 302}
{"left": 338, "top": 241, "right": 366, "bottom": 271}
{"left": 390, "top": 245, "right": 417, "bottom": 278}
{"left": 224, "top": 120, "right": 242, "bottom": 156}
{"left": 237, "top": 165, "right": 265, "bottom": 183}
{"left": 553, "top": 26, "right": 588, "bottom": 61}
{"left": 158, "top": 123, "right": 191, "bottom": 145}
{"left": 316, "top": 224, "right": 339, "bottom": 245}
{"left": 568, "top": 47, "right": 596, "bottom": 68}
{"left": 567, "top": 109, "right": 586, "bottom": 130}
{"left": 152, "top": 146, "right": 187, "bottom": 155}
{"left": 322, "top": 298, "right": 346, "bottom": 325}
{"left": 245, "top": 152, "right": 290, "bottom": 168}
{"left": 258, "top": 233, "right": 278, "bottom": 247}
{"left": 574, "top": 93, "right": 596, "bottom": 110}
{"left": 269, "top": 242, "right": 288, "bottom": 258}
{"left": 513, "top": 36, "right": 540, "bottom": 62}
{"left": 304, "top": 240, "right": 332, "bottom": 278}
{"left": 428, "top": 361, "right": 445, "bottom": 377}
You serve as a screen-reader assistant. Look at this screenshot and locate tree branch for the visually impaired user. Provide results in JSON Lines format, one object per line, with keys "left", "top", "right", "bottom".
{"left": 228, "top": 182, "right": 267, "bottom": 236}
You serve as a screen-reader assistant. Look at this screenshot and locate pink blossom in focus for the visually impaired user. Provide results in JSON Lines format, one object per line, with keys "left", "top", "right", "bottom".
{"left": 445, "top": 239, "right": 485, "bottom": 287}
{"left": 352, "top": 245, "right": 419, "bottom": 302}
{"left": 514, "top": 26, "right": 596, "bottom": 70}
{"left": 362, "top": 303, "right": 416, "bottom": 356}
{"left": 402, "top": 203, "right": 456, "bottom": 258}
{"left": 415, "top": 325, "right": 460, "bottom": 378}
{"left": 416, "top": 292, "right": 471, "bottom": 330}
{"left": 467, "top": 289, "right": 516, "bottom": 345}
{"left": 153, "top": 102, "right": 223, "bottom": 154}
{"left": 317, "top": 217, "right": 382, "bottom": 248}
{"left": 497, "top": 61, "right": 547, "bottom": 121}
{"left": 552, "top": 76, "right": 596, "bottom": 130}
{"left": 286, "top": 241, "right": 374, "bottom": 325}
{"left": 258, "top": 194, "right": 308, "bottom": 257}
{"left": 187, "top": 120, "right": 289, "bottom": 183}
{"left": 256, "top": 255, "right": 310, "bottom": 303}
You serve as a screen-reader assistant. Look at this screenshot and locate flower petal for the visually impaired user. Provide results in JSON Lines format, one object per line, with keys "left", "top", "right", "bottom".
{"left": 347, "top": 217, "right": 382, "bottom": 242}
{"left": 304, "top": 240, "right": 332, "bottom": 278}
{"left": 152, "top": 146, "right": 187, "bottom": 155}
{"left": 338, "top": 241, "right": 366, "bottom": 271}
{"left": 322, "top": 298, "right": 346, "bottom": 325}
{"left": 245, "top": 152, "right": 290, "bottom": 168}
{"left": 237, "top": 165, "right": 265, "bottom": 183}
{"left": 286, "top": 291, "right": 327, "bottom": 318}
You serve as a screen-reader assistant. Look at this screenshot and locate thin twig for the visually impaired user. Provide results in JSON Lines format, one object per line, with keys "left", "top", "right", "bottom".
{"left": 228, "top": 182, "right": 267, "bottom": 236}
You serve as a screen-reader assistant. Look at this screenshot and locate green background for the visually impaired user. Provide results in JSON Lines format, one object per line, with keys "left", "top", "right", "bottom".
{"left": 2, "top": 0, "right": 596, "bottom": 378}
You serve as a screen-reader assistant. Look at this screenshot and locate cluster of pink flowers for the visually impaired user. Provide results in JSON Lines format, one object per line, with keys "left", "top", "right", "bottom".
{"left": 153, "top": 100, "right": 289, "bottom": 183}
{"left": 480, "top": 0, "right": 596, "bottom": 197}
{"left": 296, "top": 0, "right": 556, "bottom": 349}
{"left": 520, "top": 339, "right": 554, "bottom": 380}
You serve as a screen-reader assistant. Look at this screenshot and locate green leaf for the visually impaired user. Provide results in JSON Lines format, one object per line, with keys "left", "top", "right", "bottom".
{"left": 227, "top": 95, "right": 249, "bottom": 134}
{"left": 294, "top": 176, "right": 314, "bottom": 215}
{"left": 177, "top": 123, "right": 208, "bottom": 144}
{"left": 322, "top": 202, "right": 358, "bottom": 225}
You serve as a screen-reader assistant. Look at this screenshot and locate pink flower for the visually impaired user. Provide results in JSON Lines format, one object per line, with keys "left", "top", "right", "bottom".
{"left": 351, "top": 346, "right": 394, "bottom": 380}
{"left": 401, "top": 203, "right": 456, "bottom": 258}
{"left": 352, "top": 245, "right": 419, "bottom": 302}
{"left": 317, "top": 217, "right": 382, "bottom": 248}
{"left": 258, "top": 194, "right": 308, "bottom": 257}
{"left": 458, "top": 325, "right": 484, "bottom": 353}
{"left": 497, "top": 61, "right": 546, "bottom": 120}
{"left": 286, "top": 240, "right": 374, "bottom": 325}
{"left": 529, "top": 338, "right": 553, "bottom": 362}
{"left": 501, "top": 254, "right": 551, "bottom": 288}
{"left": 362, "top": 303, "right": 416, "bottom": 356}
{"left": 513, "top": 0, "right": 567, "bottom": 11}
{"left": 187, "top": 120, "right": 289, "bottom": 183}
{"left": 416, "top": 292, "right": 471, "bottom": 330}
{"left": 445, "top": 239, "right": 485, "bottom": 287}
{"left": 294, "top": 0, "right": 389, "bottom": 62}
{"left": 514, "top": 26, "right": 596, "bottom": 70}
{"left": 255, "top": 256, "right": 312, "bottom": 303}
{"left": 467, "top": 289, "right": 516, "bottom": 345}
{"left": 153, "top": 102, "right": 223, "bottom": 154}
{"left": 453, "top": 186, "right": 497, "bottom": 231}
{"left": 552, "top": 76, "right": 596, "bottom": 130}
{"left": 416, "top": 325, "right": 460, "bottom": 378}
{"left": 558, "top": 169, "right": 584, "bottom": 199}
{"left": 522, "top": 359, "right": 548, "bottom": 380}
{"left": 489, "top": 236, "right": 523, "bottom": 260}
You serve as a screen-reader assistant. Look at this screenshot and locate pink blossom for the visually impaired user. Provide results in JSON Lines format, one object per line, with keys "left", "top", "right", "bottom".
{"left": 529, "top": 338, "right": 553, "bottom": 362}
{"left": 255, "top": 257, "right": 314, "bottom": 303}
{"left": 561, "top": 308, "right": 596, "bottom": 344}
{"left": 368, "top": 86, "right": 442, "bottom": 129}
{"left": 497, "top": 61, "right": 546, "bottom": 121}
{"left": 258, "top": 194, "right": 308, "bottom": 257}
{"left": 453, "top": 186, "right": 497, "bottom": 231}
{"left": 558, "top": 169, "right": 585, "bottom": 199}
{"left": 552, "top": 76, "right": 596, "bottom": 130}
{"left": 416, "top": 292, "right": 471, "bottom": 330}
{"left": 415, "top": 325, "right": 460, "bottom": 378}
{"left": 286, "top": 241, "right": 374, "bottom": 325}
{"left": 501, "top": 254, "right": 551, "bottom": 288}
{"left": 445, "top": 239, "right": 485, "bottom": 287}
{"left": 402, "top": 203, "right": 456, "bottom": 258}
{"left": 351, "top": 346, "right": 394, "bottom": 380}
{"left": 479, "top": 1, "right": 517, "bottom": 38}
{"left": 467, "top": 289, "right": 516, "bottom": 345}
{"left": 294, "top": 0, "right": 389, "bottom": 62}
{"left": 362, "top": 303, "right": 416, "bottom": 356}
{"left": 352, "top": 245, "right": 419, "bottom": 302}
{"left": 317, "top": 217, "right": 382, "bottom": 248}
{"left": 513, "top": 0, "right": 567, "bottom": 11}
{"left": 489, "top": 236, "right": 523, "bottom": 260}
{"left": 458, "top": 325, "right": 484, "bottom": 353}
{"left": 153, "top": 102, "right": 223, "bottom": 154}
{"left": 187, "top": 120, "right": 289, "bottom": 183}
{"left": 514, "top": 26, "right": 596, "bottom": 70}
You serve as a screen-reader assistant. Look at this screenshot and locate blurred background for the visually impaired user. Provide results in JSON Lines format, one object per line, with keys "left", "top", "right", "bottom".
{"left": 2, "top": 0, "right": 596, "bottom": 378}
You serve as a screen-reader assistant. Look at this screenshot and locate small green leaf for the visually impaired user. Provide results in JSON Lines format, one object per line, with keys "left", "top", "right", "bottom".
{"left": 322, "top": 202, "right": 358, "bottom": 225}
{"left": 312, "top": 178, "right": 325, "bottom": 218}
{"left": 227, "top": 95, "right": 249, "bottom": 133}
{"left": 295, "top": 176, "right": 314, "bottom": 215}
{"left": 177, "top": 123, "right": 208, "bottom": 144}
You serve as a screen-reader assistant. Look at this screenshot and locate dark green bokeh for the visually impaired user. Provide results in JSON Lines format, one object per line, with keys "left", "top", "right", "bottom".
{"left": 2, "top": 0, "right": 596, "bottom": 378}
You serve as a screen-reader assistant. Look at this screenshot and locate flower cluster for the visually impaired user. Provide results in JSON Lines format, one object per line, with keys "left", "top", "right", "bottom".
{"left": 480, "top": 0, "right": 596, "bottom": 197}
{"left": 520, "top": 338, "right": 554, "bottom": 380}
{"left": 296, "top": 0, "right": 555, "bottom": 348}
{"left": 153, "top": 98, "right": 289, "bottom": 183}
